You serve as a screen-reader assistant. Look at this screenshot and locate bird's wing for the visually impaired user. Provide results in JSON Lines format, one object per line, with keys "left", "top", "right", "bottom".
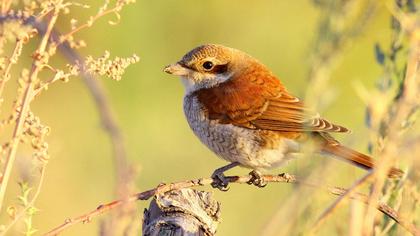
{"left": 195, "top": 67, "right": 349, "bottom": 133}
{"left": 251, "top": 94, "right": 349, "bottom": 132}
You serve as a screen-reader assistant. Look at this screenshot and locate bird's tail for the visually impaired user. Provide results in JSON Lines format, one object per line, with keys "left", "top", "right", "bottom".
{"left": 322, "top": 144, "right": 403, "bottom": 178}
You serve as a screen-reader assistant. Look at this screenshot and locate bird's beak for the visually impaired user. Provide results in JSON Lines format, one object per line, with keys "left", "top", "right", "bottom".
{"left": 163, "top": 63, "right": 189, "bottom": 76}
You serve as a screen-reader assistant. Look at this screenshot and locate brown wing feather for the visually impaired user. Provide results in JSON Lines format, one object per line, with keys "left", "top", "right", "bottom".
{"left": 196, "top": 62, "right": 349, "bottom": 133}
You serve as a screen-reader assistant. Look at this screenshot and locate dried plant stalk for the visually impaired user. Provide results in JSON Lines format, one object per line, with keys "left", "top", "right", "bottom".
{"left": 0, "top": 1, "right": 138, "bottom": 234}
{"left": 362, "top": 6, "right": 420, "bottom": 235}
{"left": 0, "top": 2, "right": 61, "bottom": 212}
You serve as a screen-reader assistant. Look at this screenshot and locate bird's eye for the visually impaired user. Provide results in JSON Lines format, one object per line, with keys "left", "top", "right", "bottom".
{"left": 202, "top": 61, "right": 214, "bottom": 70}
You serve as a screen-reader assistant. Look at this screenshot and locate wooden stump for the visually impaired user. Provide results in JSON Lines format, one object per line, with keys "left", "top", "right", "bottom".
{"left": 142, "top": 188, "right": 221, "bottom": 236}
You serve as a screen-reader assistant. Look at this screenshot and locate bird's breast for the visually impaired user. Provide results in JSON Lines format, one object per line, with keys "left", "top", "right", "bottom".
{"left": 183, "top": 94, "right": 257, "bottom": 160}
{"left": 183, "top": 94, "right": 299, "bottom": 170}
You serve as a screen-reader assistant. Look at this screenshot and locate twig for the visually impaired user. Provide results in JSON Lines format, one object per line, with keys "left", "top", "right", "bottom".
{"left": 0, "top": 9, "right": 135, "bottom": 235}
{"left": 0, "top": 39, "right": 24, "bottom": 110}
{"left": 310, "top": 172, "right": 373, "bottom": 233}
{"left": 0, "top": 4, "right": 61, "bottom": 212}
{"left": 1, "top": 5, "right": 134, "bottom": 191}
{"left": 42, "top": 9, "right": 136, "bottom": 201}
{"left": 0, "top": 8, "right": 133, "bottom": 188}
{"left": 54, "top": 6, "right": 120, "bottom": 48}
{"left": 52, "top": 25, "right": 138, "bottom": 235}
{"left": 43, "top": 173, "right": 419, "bottom": 236}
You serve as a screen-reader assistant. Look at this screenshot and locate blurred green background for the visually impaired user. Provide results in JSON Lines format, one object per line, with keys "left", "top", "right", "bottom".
{"left": 4, "top": 1, "right": 398, "bottom": 235}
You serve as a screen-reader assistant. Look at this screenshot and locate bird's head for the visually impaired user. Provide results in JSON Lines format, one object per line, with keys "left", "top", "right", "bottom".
{"left": 164, "top": 44, "right": 253, "bottom": 94}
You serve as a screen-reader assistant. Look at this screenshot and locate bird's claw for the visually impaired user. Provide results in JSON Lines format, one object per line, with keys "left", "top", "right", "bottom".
{"left": 211, "top": 171, "right": 230, "bottom": 191}
{"left": 247, "top": 170, "right": 267, "bottom": 188}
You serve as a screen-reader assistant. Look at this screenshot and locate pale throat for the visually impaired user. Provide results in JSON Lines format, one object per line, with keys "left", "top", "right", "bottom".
{"left": 180, "top": 72, "right": 233, "bottom": 95}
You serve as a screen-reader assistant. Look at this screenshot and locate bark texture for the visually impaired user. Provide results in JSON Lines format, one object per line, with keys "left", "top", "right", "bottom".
{"left": 143, "top": 188, "right": 221, "bottom": 236}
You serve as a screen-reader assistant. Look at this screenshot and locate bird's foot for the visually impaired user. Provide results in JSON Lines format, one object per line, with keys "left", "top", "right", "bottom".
{"left": 211, "top": 170, "right": 230, "bottom": 191}
{"left": 247, "top": 170, "right": 267, "bottom": 188}
{"left": 210, "top": 162, "right": 239, "bottom": 191}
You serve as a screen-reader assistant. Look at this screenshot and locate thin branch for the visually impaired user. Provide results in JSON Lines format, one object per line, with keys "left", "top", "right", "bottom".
{"left": 0, "top": 39, "right": 24, "bottom": 110}
{"left": 0, "top": 5, "right": 61, "bottom": 212}
{"left": 0, "top": 7, "right": 133, "bottom": 190}
{"left": 52, "top": 25, "right": 138, "bottom": 235}
{"left": 0, "top": 12, "right": 132, "bottom": 186}
{"left": 54, "top": 7, "right": 119, "bottom": 48}
{"left": 43, "top": 173, "right": 419, "bottom": 236}
{"left": 0, "top": 9, "right": 135, "bottom": 235}
{"left": 32, "top": 68, "right": 67, "bottom": 96}
{"left": 310, "top": 172, "right": 373, "bottom": 233}
{"left": 44, "top": 10, "right": 136, "bottom": 201}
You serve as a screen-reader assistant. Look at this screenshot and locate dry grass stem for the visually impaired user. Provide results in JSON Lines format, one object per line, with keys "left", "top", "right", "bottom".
{"left": 363, "top": 8, "right": 420, "bottom": 235}
{"left": 310, "top": 172, "right": 373, "bottom": 234}
{"left": 0, "top": 3, "right": 61, "bottom": 212}
{"left": 0, "top": 1, "right": 138, "bottom": 234}
{"left": 300, "top": 1, "right": 419, "bottom": 235}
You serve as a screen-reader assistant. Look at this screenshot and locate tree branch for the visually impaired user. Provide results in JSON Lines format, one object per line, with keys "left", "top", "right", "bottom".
{"left": 43, "top": 173, "right": 419, "bottom": 236}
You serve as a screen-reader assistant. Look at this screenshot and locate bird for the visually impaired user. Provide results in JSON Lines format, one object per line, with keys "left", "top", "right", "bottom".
{"left": 163, "top": 44, "right": 403, "bottom": 190}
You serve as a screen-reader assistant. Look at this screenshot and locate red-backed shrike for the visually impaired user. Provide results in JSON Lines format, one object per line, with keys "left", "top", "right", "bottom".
{"left": 164, "top": 44, "right": 402, "bottom": 190}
